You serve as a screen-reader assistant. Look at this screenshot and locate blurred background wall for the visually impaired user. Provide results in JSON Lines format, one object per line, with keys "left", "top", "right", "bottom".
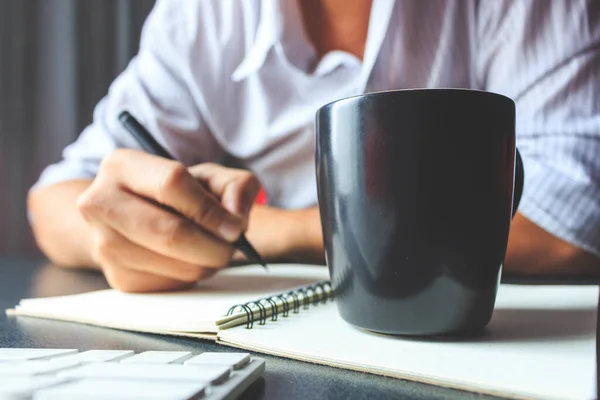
{"left": 0, "top": 0, "right": 155, "bottom": 256}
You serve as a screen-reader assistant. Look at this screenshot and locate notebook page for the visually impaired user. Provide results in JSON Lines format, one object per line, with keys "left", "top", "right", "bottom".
{"left": 10, "top": 264, "right": 329, "bottom": 334}
{"left": 218, "top": 285, "right": 597, "bottom": 400}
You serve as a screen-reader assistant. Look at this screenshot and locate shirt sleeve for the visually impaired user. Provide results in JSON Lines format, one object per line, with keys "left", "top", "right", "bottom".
{"left": 477, "top": 0, "right": 600, "bottom": 257}
{"left": 34, "top": 0, "right": 222, "bottom": 189}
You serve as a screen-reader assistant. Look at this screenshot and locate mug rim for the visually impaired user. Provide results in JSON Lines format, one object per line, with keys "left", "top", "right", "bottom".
{"left": 317, "top": 88, "right": 514, "bottom": 113}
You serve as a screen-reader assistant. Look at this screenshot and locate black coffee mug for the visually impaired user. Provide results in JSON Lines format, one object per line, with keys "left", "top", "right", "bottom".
{"left": 316, "top": 89, "right": 524, "bottom": 336}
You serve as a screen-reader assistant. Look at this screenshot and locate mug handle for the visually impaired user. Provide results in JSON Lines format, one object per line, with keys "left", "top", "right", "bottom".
{"left": 512, "top": 148, "right": 524, "bottom": 217}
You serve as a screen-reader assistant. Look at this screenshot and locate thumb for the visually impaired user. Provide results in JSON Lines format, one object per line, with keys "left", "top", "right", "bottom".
{"left": 188, "top": 163, "right": 261, "bottom": 220}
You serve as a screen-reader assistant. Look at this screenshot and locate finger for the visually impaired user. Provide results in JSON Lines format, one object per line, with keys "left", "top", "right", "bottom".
{"left": 90, "top": 225, "right": 218, "bottom": 282}
{"left": 101, "top": 149, "right": 243, "bottom": 242}
{"left": 188, "top": 163, "right": 260, "bottom": 218}
{"left": 78, "top": 183, "right": 235, "bottom": 267}
{"left": 103, "top": 263, "right": 196, "bottom": 293}
{"left": 89, "top": 227, "right": 194, "bottom": 292}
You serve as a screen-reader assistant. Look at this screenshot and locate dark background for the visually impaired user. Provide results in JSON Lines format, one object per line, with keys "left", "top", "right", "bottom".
{"left": 0, "top": 0, "right": 155, "bottom": 256}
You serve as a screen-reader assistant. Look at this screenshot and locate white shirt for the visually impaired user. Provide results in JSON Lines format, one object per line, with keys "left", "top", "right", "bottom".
{"left": 36, "top": 0, "right": 600, "bottom": 257}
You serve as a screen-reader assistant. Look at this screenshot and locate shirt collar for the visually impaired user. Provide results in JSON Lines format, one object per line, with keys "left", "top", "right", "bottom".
{"left": 232, "top": 0, "right": 283, "bottom": 81}
{"left": 231, "top": 0, "right": 396, "bottom": 82}
{"left": 358, "top": 0, "right": 396, "bottom": 90}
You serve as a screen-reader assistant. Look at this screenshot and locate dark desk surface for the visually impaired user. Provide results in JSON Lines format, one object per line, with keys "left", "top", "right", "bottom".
{"left": 0, "top": 257, "right": 514, "bottom": 400}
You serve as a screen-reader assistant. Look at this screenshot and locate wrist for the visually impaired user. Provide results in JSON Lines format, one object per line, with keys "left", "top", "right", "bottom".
{"left": 244, "top": 205, "right": 325, "bottom": 264}
{"left": 286, "top": 206, "right": 325, "bottom": 264}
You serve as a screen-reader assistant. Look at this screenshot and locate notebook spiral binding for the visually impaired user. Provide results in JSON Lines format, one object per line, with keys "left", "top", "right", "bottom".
{"left": 226, "top": 281, "right": 333, "bottom": 329}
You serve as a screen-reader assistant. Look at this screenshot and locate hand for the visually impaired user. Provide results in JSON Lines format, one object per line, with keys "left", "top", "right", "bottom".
{"left": 76, "top": 149, "right": 260, "bottom": 292}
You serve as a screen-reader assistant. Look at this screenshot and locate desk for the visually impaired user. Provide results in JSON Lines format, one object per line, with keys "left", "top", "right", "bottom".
{"left": 0, "top": 257, "right": 512, "bottom": 400}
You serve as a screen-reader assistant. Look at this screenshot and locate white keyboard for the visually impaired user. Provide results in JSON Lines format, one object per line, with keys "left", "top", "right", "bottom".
{"left": 0, "top": 349, "right": 265, "bottom": 400}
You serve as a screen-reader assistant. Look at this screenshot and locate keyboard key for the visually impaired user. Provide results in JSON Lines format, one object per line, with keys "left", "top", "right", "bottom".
{"left": 120, "top": 351, "right": 191, "bottom": 364}
{"left": 0, "top": 349, "right": 78, "bottom": 362}
{"left": 49, "top": 350, "right": 134, "bottom": 364}
{"left": 0, "top": 376, "right": 64, "bottom": 400}
{"left": 185, "top": 352, "right": 250, "bottom": 370}
{"left": 0, "top": 360, "right": 79, "bottom": 377}
{"left": 33, "top": 379, "right": 207, "bottom": 400}
{"left": 59, "top": 363, "right": 230, "bottom": 385}
{"left": 0, "top": 348, "right": 265, "bottom": 399}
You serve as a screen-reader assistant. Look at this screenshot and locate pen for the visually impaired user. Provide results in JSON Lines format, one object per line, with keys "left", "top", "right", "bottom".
{"left": 118, "top": 110, "right": 268, "bottom": 270}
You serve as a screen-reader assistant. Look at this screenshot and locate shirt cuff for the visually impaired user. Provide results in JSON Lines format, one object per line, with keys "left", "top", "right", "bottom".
{"left": 31, "top": 161, "right": 98, "bottom": 192}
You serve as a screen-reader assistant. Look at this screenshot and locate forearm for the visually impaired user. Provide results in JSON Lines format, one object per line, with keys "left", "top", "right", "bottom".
{"left": 28, "top": 180, "right": 98, "bottom": 269}
{"left": 287, "top": 206, "right": 325, "bottom": 264}
{"left": 504, "top": 213, "right": 600, "bottom": 277}
{"left": 246, "top": 205, "right": 600, "bottom": 276}
{"left": 244, "top": 205, "right": 325, "bottom": 265}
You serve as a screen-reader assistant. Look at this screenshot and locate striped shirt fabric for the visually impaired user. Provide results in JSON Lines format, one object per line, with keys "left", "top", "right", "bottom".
{"left": 35, "top": 0, "right": 600, "bottom": 257}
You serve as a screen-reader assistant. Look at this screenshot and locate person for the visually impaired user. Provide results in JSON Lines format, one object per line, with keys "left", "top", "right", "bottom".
{"left": 28, "top": 0, "right": 600, "bottom": 292}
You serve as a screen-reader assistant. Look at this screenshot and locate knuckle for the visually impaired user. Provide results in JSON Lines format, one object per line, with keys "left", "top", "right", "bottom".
{"left": 238, "top": 170, "right": 256, "bottom": 182}
{"left": 234, "top": 171, "right": 260, "bottom": 197}
{"left": 76, "top": 189, "right": 103, "bottom": 219}
{"left": 238, "top": 172, "right": 256, "bottom": 186}
{"left": 152, "top": 217, "right": 190, "bottom": 247}
{"left": 160, "top": 163, "right": 189, "bottom": 195}
{"left": 77, "top": 186, "right": 118, "bottom": 222}
{"left": 191, "top": 200, "right": 221, "bottom": 228}
{"left": 76, "top": 191, "right": 93, "bottom": 218}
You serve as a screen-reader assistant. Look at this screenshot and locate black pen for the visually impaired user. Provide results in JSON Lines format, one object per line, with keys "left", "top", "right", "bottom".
{"left": 118, "top": 110, "right": 268, "bottom": 270}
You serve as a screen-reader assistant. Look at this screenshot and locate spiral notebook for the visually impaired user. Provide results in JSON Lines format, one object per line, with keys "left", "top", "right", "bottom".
{"left": 7, "top": 264, "right": 598, "bottom": 400}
